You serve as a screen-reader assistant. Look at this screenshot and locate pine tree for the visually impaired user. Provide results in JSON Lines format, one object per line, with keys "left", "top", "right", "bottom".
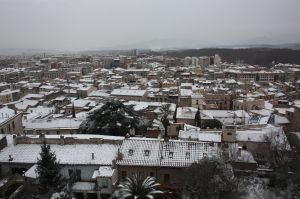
{"left": 36, "top": 142, "right": 61, "bottom": 193}
{"left": 194, "top": 106, "right": 201, "bottom": 128}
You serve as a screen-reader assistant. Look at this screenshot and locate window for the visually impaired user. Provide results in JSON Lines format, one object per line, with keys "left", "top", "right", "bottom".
{"left": 150, "top": 172, "right": 154, "bottom": 177}
{"left": 144, "top": 150, "right": 150, "bottom": 156}
{"left": 227, "top": 132, "right": 232, "bottom": 135}
{"left": 12, "top": 121, "right": 15, "bottom": 130}
{"left": 68, "top": 169, "right": 81, "bottom": 181}
{"left": 185, "top": 152, "right": 190, "bottom": 159}
{"left": 163, "top": 174, "right": 170, "bottom": 184}
{"left": 101, "top": 179, "right": 108, "bottom": 188}
{"left": 68, "top": 169, "right": 73, "bottom": 177}
{"left": 12, "top": 167, "right": 27, "bottom": 175}
{"left": 128, "top": 149, "right": 134, "bottom": 156}
{"left": 76, "top": 169, "right": 81, "bottom": 181}
{"left": 168, "top": 152, "right": 173, "bottom": 159}
{"left": 121, "top": 171, "right": 127, "bottom": 179}
{"left": 204, "top": 144, "right": 208, "bottom": 152}
{"left": 1, "top": 129, "right": 4, "bottom": 134}
{"left": 138, "top": 171, "right": 144, "bottom": 177}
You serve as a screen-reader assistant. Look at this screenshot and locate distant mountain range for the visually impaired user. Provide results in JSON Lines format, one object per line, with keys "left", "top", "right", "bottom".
{"left": 151, "top": 48, "right": 300, "bottom": 66}
{"left": 1, "top": 43, "right": 300, "bottom": 56}
{"left": 217, "top": 43, "right": 300, "bottom": 50}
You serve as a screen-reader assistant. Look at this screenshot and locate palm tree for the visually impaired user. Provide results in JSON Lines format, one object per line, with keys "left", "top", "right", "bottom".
{"left": 159, "top": 104, "right": 172, "bottom": 137}
{"left": 159, "top": 104, "right": 172, "bottom": 118}
{"left": 113, "top": 174, "right": 163, "bottom": 199}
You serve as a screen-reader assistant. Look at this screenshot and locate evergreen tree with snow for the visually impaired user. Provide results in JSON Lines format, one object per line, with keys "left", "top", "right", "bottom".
{"left": 81, "top": 100, "right": 140, "bottom": 136}
{"left": 36, "top": 142, "right": 61, "bottom": 193}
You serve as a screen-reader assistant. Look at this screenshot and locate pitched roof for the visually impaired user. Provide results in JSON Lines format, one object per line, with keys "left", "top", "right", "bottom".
{"left": 0, "top": 106, "right": 17, "bottom": 125}
{"left": 0, "top": 143, "right": 119, "bottom": 165}
{"left": 117, "top": 139, "right": 161, "bottom": 167}
{"left": 117, "top": 138, "right": 219, "bottom": 168}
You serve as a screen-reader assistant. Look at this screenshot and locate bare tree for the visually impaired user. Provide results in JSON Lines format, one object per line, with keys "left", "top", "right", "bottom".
{"left": 263, "top": 127, "right": 294, "bottom": 190}
{"left": 179, "top": 158, "right": 242, "bottom": 199}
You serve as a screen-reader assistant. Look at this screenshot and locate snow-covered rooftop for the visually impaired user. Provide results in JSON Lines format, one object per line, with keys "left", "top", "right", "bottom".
{"left": 0, "top": 106, "right": 16, "bottom": 125}
{"left": 24, "top": 164, "right": 38, "bottom": 179}
{"left": 111, "top": 89, "right": 146, "bottom": 97}
{"left": 178, "top": 129, "right": 222, "bottom": 142}
{"left": 92, "top": 166, "right": 115, "bottom": 178}
{"left": 23, "top": 118, "right": 84, "bottom": 130}
{"left": 117, "top": 138, "right": 219, "bottom": 168}
{"left": 14, "top": 99, "right": 39, "bottom": 110}
{"left": 0, "top": 143, "right": 119, "bottom": 165}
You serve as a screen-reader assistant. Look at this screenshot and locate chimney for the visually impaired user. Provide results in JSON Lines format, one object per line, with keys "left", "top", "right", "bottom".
{"left": 164, "top": 136, "right": 169, "bottom": 142}
{"left": 237, "top": 146, "right": 242, "bottom": 157}
{"left": 92, "top": 153, "right": 95, "bottom": 160}
{"left": 8, "top": 155, "right": 13, "bottom": 162}
{"left": 112, "top": 159, "right": 116, "bottom": 169}
{"left": 13, "top": 135, "right": 17, "bottom": 146}
{"left": 116, "top": 149, "right": 123, "bottom": 160}
{"left": 60, "top": 135, "right": 65, "bottom": 145}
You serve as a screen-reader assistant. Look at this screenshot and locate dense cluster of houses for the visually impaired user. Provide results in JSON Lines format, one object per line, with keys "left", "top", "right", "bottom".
{"left": 0, "top": 53, "right": 299, "bottom": 198}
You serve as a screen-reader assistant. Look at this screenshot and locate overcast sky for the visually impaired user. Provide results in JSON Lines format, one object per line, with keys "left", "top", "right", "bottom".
{"left": 0, "top": 0, "right": 300, "bottom": 50}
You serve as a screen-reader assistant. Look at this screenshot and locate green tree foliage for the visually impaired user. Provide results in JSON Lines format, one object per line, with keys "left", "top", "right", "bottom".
{"left": 180, "top": 158, "right": 240, "bottom": 199}
{"left": 81, "top": 100, "right": 141, "bottom": 136}
{"left": 36, "top": 143, "right": 61, "bottom": 193}
{"left": 113, "top": 174, "right": 163, "bottom": 199}
{"left": 202, "top": 119, "right": 223, "bottom": 129}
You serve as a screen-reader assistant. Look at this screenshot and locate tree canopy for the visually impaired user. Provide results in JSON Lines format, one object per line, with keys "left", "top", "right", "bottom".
{"left": 81, "top": 100, "right": 148, "bottom": 136}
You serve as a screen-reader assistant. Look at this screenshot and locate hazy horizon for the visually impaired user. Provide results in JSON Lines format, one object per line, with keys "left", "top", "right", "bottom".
{"left": 0, "top": 0, "right": 300, "bottom": 51}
